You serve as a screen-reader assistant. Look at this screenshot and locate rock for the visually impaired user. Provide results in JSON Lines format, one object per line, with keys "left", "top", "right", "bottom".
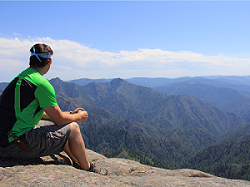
{"left": 1, "top": 149, "right": 250, "bottom": 186}
{"left": 1, "top": 120, "right": 250, "bottom": 186}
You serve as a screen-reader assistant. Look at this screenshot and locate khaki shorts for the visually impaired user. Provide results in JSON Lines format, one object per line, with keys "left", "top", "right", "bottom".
{"left": 0, "top": 124, "right": 71, "bottom": 159}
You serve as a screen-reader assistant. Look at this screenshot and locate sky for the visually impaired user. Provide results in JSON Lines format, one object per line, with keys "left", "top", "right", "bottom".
{"left": 0, "top": 1, "right": 250, "bottom": 82}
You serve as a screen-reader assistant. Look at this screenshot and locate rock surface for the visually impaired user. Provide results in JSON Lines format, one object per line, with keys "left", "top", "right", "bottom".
{"left": 1, "top": 121, "right": 250, "bottom": 186}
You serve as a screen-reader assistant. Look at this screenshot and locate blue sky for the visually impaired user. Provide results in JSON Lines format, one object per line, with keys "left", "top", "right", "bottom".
{"left": 0, "top": 1, "right": 250, "bottom": 82}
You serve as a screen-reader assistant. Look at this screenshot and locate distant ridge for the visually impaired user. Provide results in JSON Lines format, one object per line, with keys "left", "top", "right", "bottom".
{"left": 68, "top": 75, "right": 250, "bottom": 90}
{"left": 154, "top": 81, "right": 250, "bottom": 118}
{"left": 69, "top": 77, "right": 113, "bottom": 86}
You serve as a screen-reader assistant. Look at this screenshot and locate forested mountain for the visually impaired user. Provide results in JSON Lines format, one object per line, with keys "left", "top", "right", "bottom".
{"left": 56, "top": 92, "right": 158, "bottom": 137}
{"left": 48, "top": 77, "right": 250, "bottom": 175}
{"left": 182, "top": 136, "right": 250, "bottom": 180}
{"left": 50, "top": 77, "right": 249, "bottom": 138}
{"left": 222, "top": 123, "right": 250, "bottom": 143}
{"left": 180, "top": 121, "right": 250, "bottom": 180}
{"left": 54, "top": 89, "right": 218, "bottom": 164}
{"left": 154, "top": 82, "right": 250, "bottom": 118}
{"left": 68, "top": 76, "right": 250, "bottom": 120}
{"left": 56, "top": 91, "right": 217, "bottom": 164}
{"left": 80, "top": 123, "right": 218, "bottom": 165}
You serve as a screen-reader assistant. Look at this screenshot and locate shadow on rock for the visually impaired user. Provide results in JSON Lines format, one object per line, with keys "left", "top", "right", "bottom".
{"left": 0, "top": 152, "right": 71, "bottom": 167}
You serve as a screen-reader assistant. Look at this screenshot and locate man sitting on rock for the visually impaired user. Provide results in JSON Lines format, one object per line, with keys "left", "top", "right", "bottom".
{"left": 0, "top": 43, "right": 94, "bottom": 171}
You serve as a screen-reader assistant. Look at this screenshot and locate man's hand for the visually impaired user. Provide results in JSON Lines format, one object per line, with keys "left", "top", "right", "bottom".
{"left": 70, "top": 108, "right": 88, "bottom": 122}
{"left": 77, "top": 110, "right": 88, "bottom": 122}
{"left": 70, "top": 108, "right": 85, "bottom": 114}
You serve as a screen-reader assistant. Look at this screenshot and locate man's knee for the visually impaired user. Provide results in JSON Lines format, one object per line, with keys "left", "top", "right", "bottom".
{"left": 69, "top": 122, "right": 81, "bottom": 134}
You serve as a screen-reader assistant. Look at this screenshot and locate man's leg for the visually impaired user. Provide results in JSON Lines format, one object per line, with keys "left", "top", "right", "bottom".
{"left": 64, "top": 141, "right": 77, "bottom": 163}
{"left": 65, "top": 122, "right": 90, "bottom": 170}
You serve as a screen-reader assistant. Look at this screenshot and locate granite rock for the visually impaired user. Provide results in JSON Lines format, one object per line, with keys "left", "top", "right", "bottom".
{"left": 1, "top": 149, "right": 250, "bottom": 187}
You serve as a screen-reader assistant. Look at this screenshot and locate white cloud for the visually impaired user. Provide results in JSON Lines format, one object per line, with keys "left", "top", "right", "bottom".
{"left": 0, "top": 36, "right": 250, "bottom": 82}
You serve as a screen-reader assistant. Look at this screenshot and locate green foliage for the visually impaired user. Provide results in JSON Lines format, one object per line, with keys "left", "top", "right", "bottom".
{"left": 104, "top": 148, "right": 176, "bottom": 169}
{"left": 193, "top": 162, "right": 250, "bottom": 181}
{"left": 80, "top": 123, "right": 216, "bottom": 165}
{"left": 221, "top": 123, "right": 250, "bottom": 143}
{"left": 182, "top": 138, "right": 250, "bottom": 181}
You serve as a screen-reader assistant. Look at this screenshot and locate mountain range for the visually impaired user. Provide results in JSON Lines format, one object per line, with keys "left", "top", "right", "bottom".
{"left": 49, "top": 77, "right": 250, "bottom": 166}
{"left": 1, "top": 75, "right": 250, "bottom": 180}
{"left": 67, "top": 76, "right": 250, "bottom": 119}
{"left": 51, "top": 77, "right": 249, "bottom": 137}
{"left": 53, "top": 76, "right": 250, "bottom": 180}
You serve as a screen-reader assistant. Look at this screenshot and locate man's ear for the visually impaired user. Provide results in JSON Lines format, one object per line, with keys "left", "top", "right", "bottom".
{"left": 48, "top": 58, "right": 52, "bottom": 65}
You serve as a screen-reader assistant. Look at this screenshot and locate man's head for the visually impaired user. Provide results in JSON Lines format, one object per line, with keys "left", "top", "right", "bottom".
{"left": 29, "top": 43, "right": 54, "bottom": 68}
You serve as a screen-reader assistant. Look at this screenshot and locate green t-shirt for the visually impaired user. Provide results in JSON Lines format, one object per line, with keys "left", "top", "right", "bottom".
{"left": 0, "top": 67, "right": 57, "bottom": 143}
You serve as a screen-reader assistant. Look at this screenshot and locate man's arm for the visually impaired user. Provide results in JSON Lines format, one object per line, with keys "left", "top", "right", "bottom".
{"left": 42, "top": 110, "right": 78, "bottom": 121}
{"left": 42, "top": 105, "right": 88, "bottom": 126}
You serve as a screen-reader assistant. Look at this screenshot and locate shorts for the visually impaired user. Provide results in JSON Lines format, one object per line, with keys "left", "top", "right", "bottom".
{"left": 0, "top": 123, "right": 71, "bottom": 159}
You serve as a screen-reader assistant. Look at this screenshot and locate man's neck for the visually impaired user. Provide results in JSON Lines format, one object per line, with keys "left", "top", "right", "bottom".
{"left": 30, "top": 66, "right": 48, "bottom": 76}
